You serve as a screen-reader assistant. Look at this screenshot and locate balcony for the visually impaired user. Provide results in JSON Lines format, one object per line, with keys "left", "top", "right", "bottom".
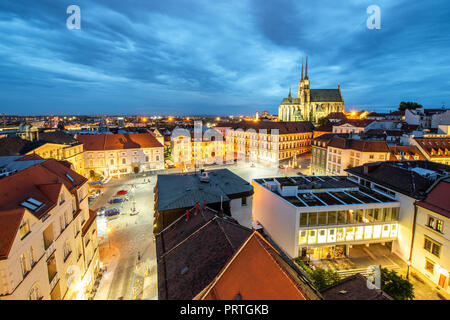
{"left": 45, "top": 242, "right": 56, "bottom": 261}
{"left": 49, "top": 272, "right": 59, "bottom": 292}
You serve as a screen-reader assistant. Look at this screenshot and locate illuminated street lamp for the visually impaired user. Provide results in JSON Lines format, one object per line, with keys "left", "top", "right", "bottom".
{"left": 406, "top": 260, "right": 411, "bottom": 280}
{"left": 106, "top": 227, "right": 112, "bottom": 249}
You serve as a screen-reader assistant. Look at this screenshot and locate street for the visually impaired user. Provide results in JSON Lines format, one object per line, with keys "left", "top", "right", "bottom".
{"left": 91, "top": 159, "right": 309, "bottom": 300}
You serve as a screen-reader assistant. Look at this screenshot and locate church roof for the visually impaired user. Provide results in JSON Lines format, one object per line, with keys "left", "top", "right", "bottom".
{"left": 310, "top": 89, "right": 343, "bottom": 102}
{"left": 280, "top": 89, "right": 343, "bottom": 105}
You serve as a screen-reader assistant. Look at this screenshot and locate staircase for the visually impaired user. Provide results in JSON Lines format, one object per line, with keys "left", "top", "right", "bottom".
{"left": 336, "top": 264, "right": 401, "bottom": 278}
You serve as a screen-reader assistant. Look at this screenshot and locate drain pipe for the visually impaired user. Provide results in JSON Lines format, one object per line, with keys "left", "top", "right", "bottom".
{"left": 407, "top": 203, "right": 418, "bottom": 277}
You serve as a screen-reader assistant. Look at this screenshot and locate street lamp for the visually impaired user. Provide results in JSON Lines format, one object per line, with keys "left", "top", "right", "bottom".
{"left": 106, "top": 227, "right": 112, "bottom": 249}
{"left": 406, "top": 260, "right": 411, "bottom": 280}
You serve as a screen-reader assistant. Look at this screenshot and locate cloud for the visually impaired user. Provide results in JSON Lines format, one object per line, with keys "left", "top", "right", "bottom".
{"left": 0, "top": 0, "right": 449, "bottom": 115}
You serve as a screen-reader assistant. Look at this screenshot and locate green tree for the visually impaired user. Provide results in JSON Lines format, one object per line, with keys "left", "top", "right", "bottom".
{"left": 293, "top": 258, "right": 341, "bottom": 290}
{"left": 380, "top": 267, "right": 414, "bottom": 300}
{"left": 317, "top": 117, "right": 331, "bottom": 127}
{"left": 399, "top": 101, "right": 422, "bottom": 111}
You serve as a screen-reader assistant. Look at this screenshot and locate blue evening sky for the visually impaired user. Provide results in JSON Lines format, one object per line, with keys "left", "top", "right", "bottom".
{"left": 0, "top": 0, "right": 449, "bottom": 116}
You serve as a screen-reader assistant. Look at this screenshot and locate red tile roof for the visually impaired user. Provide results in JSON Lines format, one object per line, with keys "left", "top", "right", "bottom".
{"left": 0, "top": 208, "right": 25, "bottom": 259}
{"left": 0, "top": 158, "right": 87, "bottom": 259}
{"left": 388, "top": 146, "right": 426, "bottom": 161}
{"left": 76, "top": 133, "right": 163, "bottom": 151}
{"left": 196, "top": 232, "right": 321, "bottom": 300}
{"left": 415, "top": 137, "right": 450, "bottom": 158}
{"left": 328, "top": 137, "right": 389, "bottom": 153}
{"left": 334, "top": 119, "right": 374, "bottom": 127}
{"left": 417, "top": 178, "right": 450, "bottom": 219}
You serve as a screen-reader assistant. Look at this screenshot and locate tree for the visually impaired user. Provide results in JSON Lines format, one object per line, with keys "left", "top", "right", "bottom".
{"left": 380, "top": 267, "right": 414, "bottom": 300}
{"left": 317, "top": 117, "right": 331, "bottom": 127}
{"left": 399, "top": 101, "right": 422, "bottom": 111}
{"left": 293, "top": 258, "right": 341, "bottom": 290}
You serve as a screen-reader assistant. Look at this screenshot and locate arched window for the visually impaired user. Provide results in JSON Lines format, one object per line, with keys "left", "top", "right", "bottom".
{"left": 29, "top": 283, "right": 40, "bottom": 300}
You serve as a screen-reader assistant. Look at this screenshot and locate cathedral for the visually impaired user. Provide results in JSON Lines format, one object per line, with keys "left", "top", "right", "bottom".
{"left": 278, "top": 58, "right": 345, "bottom": 123}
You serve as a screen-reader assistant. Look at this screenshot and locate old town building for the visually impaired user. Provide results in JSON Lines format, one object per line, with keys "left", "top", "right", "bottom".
{"left": 0, "top": 155, "right": 99, "bottom": 300}
{"left": 76, "top": 133, "right": 164, "bottom": 179}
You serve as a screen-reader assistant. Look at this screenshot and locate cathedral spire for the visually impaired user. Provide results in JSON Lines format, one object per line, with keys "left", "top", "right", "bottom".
{"left": 301, "top": 59, "right": 304, "bottom": 81}
{"left": 305, "top": 56, "right": 308, "bottom": 80}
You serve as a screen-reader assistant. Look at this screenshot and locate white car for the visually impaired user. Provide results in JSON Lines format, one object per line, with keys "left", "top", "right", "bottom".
{"left": 130, "top": 209, "right": 139, "bottom": 216}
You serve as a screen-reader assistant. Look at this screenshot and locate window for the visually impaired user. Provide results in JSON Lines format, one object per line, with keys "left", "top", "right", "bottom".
{"left": 20, "top": 253, "right": 28, "bottom": 276}
{"left": 122, "top": 158, "right": 126, "bottom": 165}
{"left": 19, "top": 220, "right": 31, "bottom": 239}
{"left": 424, "top": 237, "right": 441, "bottom": 258}
{"left": 427, "top": 216, "right": 444, "bottom": 233}
{"left": 63, "top": 241, "right": 71, "bottom": 261}
{"left": 29, "top": 284, "right": 40, "bottom": 300}
{"left": 241, "top": 197, "right": 247, "bottom": 206}
{"left": 425, "top": 259, "right": 435, "bottom": 274}
{"left": 29, "top": 246, "right": 35, "bottom": 267}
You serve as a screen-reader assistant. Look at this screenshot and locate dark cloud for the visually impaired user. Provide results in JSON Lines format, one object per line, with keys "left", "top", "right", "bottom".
{"left": 0, "top": 0, "right": 449, "bottom": 115}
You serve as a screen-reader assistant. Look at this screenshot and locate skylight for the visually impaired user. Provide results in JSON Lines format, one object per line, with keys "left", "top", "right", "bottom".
{"left": 66, "top": 173, "right": 74, "bottom": 182}
{"left": 21, "top": 198, "right": 44, "bottom": 212}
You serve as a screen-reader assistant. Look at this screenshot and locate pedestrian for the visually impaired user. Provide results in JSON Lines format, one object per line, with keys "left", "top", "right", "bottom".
{"left": 137, "top": 251, "right": 141, "bottom": 261}
{"left": 185, "top": 209, "right": 190, "bottom": 221}
{"left": 203, "top": 200, "right": 207, "bottom": 210}
{"left": 195, "top": 202, "right": 199, "bottom": 215}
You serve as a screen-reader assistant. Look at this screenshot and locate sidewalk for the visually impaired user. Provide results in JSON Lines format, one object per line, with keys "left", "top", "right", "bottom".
{"left": 93, "top": 244, "right": 120, "bottom": 300}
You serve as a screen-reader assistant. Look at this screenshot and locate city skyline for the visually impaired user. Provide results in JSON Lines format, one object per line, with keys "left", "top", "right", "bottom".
{"left": 1, "top": 0, "right": 450, "bottom": 116}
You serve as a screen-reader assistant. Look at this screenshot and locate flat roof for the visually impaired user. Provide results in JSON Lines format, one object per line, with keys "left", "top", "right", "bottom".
{"left": 253, "top": 176, "right": 398, "bottom": 208}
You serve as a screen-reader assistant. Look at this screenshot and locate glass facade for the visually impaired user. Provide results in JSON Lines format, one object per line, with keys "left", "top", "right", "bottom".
{"left": 298, "top": 223, "right": 398, "bottom": 245}
{"left": 299, "top": 207, "right": 399, "bottom": 227}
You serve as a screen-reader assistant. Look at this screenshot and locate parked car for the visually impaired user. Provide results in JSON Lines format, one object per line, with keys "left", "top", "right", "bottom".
{"left": 109, "top": 198, "right": 124, "bottom": 204}
{"left": 279, "top": 165, "right": 287, "bottom": 169}
{"left": 104, "top": 208, "right": 120, "bottom": 216}
{"left": 130, "top": 209, "right": 139, "bottom": 216}
{"left": 116, "top": 189, "right": 128, "bottom": 195}
{"left": 97, "top": 206, "right": 107, "bottom": 216}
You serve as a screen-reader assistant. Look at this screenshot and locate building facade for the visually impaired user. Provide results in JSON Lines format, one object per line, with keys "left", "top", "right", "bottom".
{"left": 252, "top": 175, "right": 400, "bottom": 260}
{"left": 216, "top": 121, "right": 314, "bottom": 164}
{"left": 0, "top": 156, "right": 99, "bottom": 300}
{"left": 278, "top": 58, "right": 345, "bottom": 123}
{"left": 326, "top": 137, "right": 390, "bottom": 175}
{"left": 76, "top": 133, "right": 164, "bottom": 179}
{"left": 413, "top": 177, "right": 450, "bottom": 294}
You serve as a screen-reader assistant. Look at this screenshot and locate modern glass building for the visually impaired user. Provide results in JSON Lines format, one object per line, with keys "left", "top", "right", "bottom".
{"left": 252, "top": 175, "right": 400, "bottom": 260}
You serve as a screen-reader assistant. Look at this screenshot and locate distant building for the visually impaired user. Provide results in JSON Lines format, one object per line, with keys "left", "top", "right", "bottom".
{"left": 154, "top": 169, "right": 253, "bottom": 233}
{"left": 76, "top": 133, "right": 164, "bottom": 178}
{"left": 326, "top": 137, "right": 390, "bottom": 175}
{"left": 332, "top": 119, "right": 374, "bottom": 135}
{"left": 410, "top": 137, "right": 450, "bottom": 165}
{"left": 216, "top": 121, "right": 314, "bottom": 164}
{"left": 311, "top": 133, "right": 349, "bottom": 176}
{"left": 404, "top": 108, "right": 449, "bottom": 129}
{"left": 0, "top": 131, "right": 85, "bottom": 176}
{"left": 278, "top": 58, "right": 345, "bottom": 123}
{"left": 0, "top": 155, "right": 99, "bottom": 300}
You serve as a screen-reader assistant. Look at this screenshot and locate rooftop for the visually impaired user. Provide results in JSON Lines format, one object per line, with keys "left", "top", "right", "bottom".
{"left": 195, "top": 231, "right": 322, "bottom": 300}
{"left": 320, "top": 273, "right": 392, "bottom": 300}
{"left": 156, "top": 169, "right": 253, "bottom": 212}
{"left": 156, "top": 208, "right": 252, "bottom": 300}
{"left": 253, "top": 175, "right": 397, "bottom": 208}
{"left": 346, "top": 161, "right": 450, "bottom": 200}
{"left": 416, "top": 177, "right": 450, "bottom": 219}
{"left": 216, "top": 121, "right": 315, "bottom": 135}
{"left": 328, "top": 137, "right": 390, "bottom": 153}
{"left": 76, "top": 132, "right": 163, "bottom": 151}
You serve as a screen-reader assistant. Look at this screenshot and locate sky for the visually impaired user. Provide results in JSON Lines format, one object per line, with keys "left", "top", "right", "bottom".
{"left": 0, "top": 0, "right": 450, "bottom": 116}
